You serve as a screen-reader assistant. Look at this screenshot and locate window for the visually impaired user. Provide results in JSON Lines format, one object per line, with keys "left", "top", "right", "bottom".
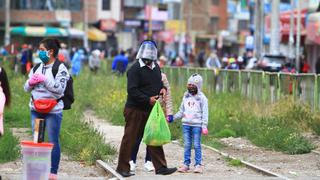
{"left": 9, "top": 0, "right": 82, "bottom": 11}
{"left": 0, "top": 0, "right": 4, "bottom": 9}
{"left": 102, "top": 0, "right": 110, "bottom": 10}
{"left": 280, "top": 0, "right": 290, "bottom": 3}
{"left": 210, "top": 17, "right": 219, "bottom": 34}
{"left": 124, "top": 0, "right": 144, "bottom": 7}
{"left": 68, "top": 0, "right": 82, "bottom": 11}
{"left": 238, "top": 20, "right": 249, "bottom": 30}
{"left": 212, "top": 0, "right": 219, "bottom": 6}
{"left": 171, "top": 3, "right": 180, "bottom": 19}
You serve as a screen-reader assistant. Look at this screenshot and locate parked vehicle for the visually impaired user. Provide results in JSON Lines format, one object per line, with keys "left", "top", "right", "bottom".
{"left": 258, "top": 54, "right": 287, "bottom": 72}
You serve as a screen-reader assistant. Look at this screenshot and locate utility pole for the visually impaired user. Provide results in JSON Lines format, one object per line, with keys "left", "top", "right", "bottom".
{"left": 148, "top": 0, "right": 153, "bottom": 39}
{"left": 83, "top": 0, "right": 88, "bottom": 49}
{"left": 178, "top": 0, "right": 184, "bottom": 58}
{"left": 254, "top": 0, "right": 263, "bottom": 59}
{"left": 188, "top": 0, "right": 192, "bottom": 38}
{"left": 288, "top": 0, "right": 295, "bottom": 61}
{"left": 270, "top": 0, "right": 280, "bottom": 55}
{"left": 4, "top": 0, "right": 10, "bottom": 46}
{"left": 296, "top": 0, "right": 301, "bottom": 71}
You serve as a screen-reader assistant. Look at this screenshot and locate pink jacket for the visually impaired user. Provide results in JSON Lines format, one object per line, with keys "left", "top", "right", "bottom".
{"left": 0, "top": 88, "right": 6, "bottom": 136}
{"left": 159, "top": 73, "right": 173, "bottom": 116}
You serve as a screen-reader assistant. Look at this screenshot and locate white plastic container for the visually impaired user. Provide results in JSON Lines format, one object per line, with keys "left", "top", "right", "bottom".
{"left": 21, "top": 141, "right": 53, "bottom": 180}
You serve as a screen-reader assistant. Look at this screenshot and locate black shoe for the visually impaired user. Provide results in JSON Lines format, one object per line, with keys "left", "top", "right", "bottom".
{"left": 116, "top": 170, "right": 134, "bottom": 177}
{"left": 156, "top": 167, "right": 177, "bottom": 175}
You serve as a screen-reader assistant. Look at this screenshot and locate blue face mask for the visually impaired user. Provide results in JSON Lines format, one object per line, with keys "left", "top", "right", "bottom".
{"left": 38, "top": 50, "right": 50, "bottom": 63}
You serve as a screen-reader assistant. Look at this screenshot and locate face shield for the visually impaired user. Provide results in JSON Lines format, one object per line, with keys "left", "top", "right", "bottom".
{"left": 136, "top": 41, "right": 158, "bottom": 61}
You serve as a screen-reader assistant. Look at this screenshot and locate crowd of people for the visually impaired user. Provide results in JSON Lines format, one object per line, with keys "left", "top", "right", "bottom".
{"left": 1, "top": 40, "right": 315, "bottom": 80}
{"left": 1, "top": 36, "right": 317, "bottom": 179}
{"left": 0, "top": 38, "right": 211, "bottom": 179}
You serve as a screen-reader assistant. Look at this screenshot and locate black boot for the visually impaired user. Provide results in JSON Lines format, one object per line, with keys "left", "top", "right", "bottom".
{"left": 155, "top": 167, "right": 177, "bottom": 175}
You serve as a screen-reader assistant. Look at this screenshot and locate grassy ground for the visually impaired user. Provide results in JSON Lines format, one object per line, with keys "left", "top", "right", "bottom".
{"left": 77, "top": 61, "right": 317, "bottom": 154}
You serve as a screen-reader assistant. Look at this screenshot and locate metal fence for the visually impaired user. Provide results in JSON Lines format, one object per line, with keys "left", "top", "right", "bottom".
{"left": 163, "top": 67, "right": 320, "bottom": 110}
{"left": 2, "top": 54, "right": 318, "bottom": 109}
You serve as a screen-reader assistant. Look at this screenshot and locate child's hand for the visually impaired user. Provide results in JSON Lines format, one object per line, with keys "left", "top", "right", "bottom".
{"left": 166, "top": 115, "right": 173, "bottom": 123}
{"left": 202, "top": 128, "right": 208, "bottom": 135}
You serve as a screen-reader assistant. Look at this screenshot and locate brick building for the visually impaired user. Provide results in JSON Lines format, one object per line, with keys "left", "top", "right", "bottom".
{"left": 183, "top": 0, "right": 228, "bottom": 53}
{"left": 0, "top": 0, "right": 121, "bottom": 49}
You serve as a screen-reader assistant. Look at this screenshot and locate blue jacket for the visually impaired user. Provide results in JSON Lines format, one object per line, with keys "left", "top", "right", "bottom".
{"left": 112, "top": 54, "right": 129, "bottom": 73}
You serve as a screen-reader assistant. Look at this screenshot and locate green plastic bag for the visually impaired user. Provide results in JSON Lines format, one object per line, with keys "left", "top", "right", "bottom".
{"left": 143, "top": 101, "right": 171, "bottom": 146}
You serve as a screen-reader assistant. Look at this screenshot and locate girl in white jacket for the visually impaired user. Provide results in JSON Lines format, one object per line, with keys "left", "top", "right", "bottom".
{"left": 173, "top": 73, "right": 208, "bottom": 173}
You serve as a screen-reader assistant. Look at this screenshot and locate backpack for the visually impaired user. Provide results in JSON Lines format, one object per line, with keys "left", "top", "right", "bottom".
{"left": 33, "top": 60, "right": 74, "bottom": 110}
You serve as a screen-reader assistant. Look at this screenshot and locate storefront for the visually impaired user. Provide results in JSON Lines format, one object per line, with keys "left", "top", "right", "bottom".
{"left": 265, "top": 8, "right": 308, "bottom": 58}
{"left": 306, "top": 12, "right": 320, "bottom": 73}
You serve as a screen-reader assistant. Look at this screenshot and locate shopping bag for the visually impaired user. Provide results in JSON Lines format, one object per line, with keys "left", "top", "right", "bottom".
{"left": 143, "top": 101, "right": 171, "bottom": 146}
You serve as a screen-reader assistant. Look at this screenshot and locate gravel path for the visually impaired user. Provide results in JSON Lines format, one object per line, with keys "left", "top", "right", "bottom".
{"left": 0, "top": 128, "right": 109, "bottom": 179}
{"left": 220, "top": 137, "right": 320, "bottom": 179}
{"left": 83, "top": 110, "right": 271, "bottom": 179}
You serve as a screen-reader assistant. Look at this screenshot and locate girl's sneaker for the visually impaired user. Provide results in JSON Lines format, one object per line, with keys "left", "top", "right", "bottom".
{"left": 177, "top": 165, "right": 190, "bottom": 173}
{"left": 129, "top": 160, "right": 136, "bottom": 172}
{"left": 49, "top": 173, "right": 58, "bottom": 180}
{"left": 193, "top": 165, "right": 203, "bottom": 173}
{"left": 144, "top": 161, "right": 155, "bottom": 172}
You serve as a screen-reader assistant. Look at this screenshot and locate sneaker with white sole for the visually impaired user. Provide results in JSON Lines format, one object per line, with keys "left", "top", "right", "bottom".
{"left": 193, "top": 165, "right": 203, "bottom": 173}
{"left": 177, "top": 164, "right": 190, "bottom": 173}
{"left": 144, "top": 161, "right": 155, "bottom": 172}
{"left": 49, "top": 173, "right": 58, "bottom": 180}
{"left": 129, "top": 160, "right": 136, "bottom": 172}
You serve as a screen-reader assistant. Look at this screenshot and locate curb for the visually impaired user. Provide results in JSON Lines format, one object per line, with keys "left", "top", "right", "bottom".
{"left": 171, "top": 140, "right": 290, "bottom": 180}
{"left": 96, "top": 160, "right": 124, "bottom": 180}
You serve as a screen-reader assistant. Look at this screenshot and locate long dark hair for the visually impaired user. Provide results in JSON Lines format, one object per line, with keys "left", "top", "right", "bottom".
{"left": 0, "top": 67, "right": 10, "bottom": 106}
{"left": 40, "top": 38, "right": 61, "bottom": 58}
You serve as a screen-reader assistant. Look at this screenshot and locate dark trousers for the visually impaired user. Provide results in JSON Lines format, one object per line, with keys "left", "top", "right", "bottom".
{"left": 117, "top": 107, "right": 167, "bottom": 173}
{"left": 131, "top": 135, "right": 151, "bottom": 163}
{"left": 21, "top": 64, "right": 26, "bottom": 75}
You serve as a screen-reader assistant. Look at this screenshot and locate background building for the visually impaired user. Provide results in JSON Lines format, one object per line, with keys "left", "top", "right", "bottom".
{"left": 0, "top": 0, "right": 121, "bottom": 53}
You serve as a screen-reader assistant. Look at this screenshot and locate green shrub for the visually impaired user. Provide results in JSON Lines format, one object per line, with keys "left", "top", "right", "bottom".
{"left": 224, "top": 157, "right": 243, "bottom": 167}
{"left": 0, "top": 129, "right": 20, "bottom": 163}
{"left": 202, "top": 136, "right": 225, "bottom": 150}
{"left": 247, "top": 117, "right": 314, "bottom": 154}
{"left": 214, "top": 128, "right": 236, "bottom": 138}
{"left": 269, "top": 96, "right": 314, "bottom": 131}
{"left": 311, "top": 113, "right": 320, "bottom": 135}
{"left": 228, "top": 159, "right": 243, "bottom": 167}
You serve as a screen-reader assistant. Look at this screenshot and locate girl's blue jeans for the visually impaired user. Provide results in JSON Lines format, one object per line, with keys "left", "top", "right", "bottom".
{"left": 182, "top": 125, "right": 202, "bottom": 166}
{"left": 31, "top": 110, "right": 62, "bottom": 174}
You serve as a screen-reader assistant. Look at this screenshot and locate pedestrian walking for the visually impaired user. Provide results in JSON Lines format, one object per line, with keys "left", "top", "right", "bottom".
{"left": 129, "top": 55, "right": 174, "bottom": 173}
{"left": 0, "top": 67, "right": 11, "bottom": 136}
{"left": 71, "top": 49, "right": 84, "bottom": 77}
{"left": 89, "top": 49, "right": 101, "bottom": 73}
{"left": 111, "top": 50, "right": 129, "bottom": 75}
{"left": 116, "top": 40, "right": 177, "bottom": 177}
